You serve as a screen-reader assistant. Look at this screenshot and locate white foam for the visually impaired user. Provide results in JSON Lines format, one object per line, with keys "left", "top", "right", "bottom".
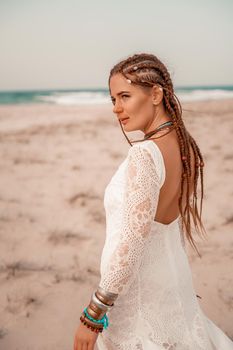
{"left": 37, "top": 91, "right": 111, "bottom": 105}
{"left": 35, "top": 89, "right": 233, "bottom": 106}
{"left": 177, "top": 89, "right": 233, "bottom": 102}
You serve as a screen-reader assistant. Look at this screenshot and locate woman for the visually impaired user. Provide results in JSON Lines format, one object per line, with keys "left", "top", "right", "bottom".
{"left": 73, "top": 53, "right": 233, "bottom": 349}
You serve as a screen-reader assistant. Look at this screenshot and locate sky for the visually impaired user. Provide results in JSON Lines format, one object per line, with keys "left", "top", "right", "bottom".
{"left": 0, "top": 0, "right": 232, "bottom": 91}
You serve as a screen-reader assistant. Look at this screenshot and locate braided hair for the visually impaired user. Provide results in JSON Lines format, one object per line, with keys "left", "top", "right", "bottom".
{"left": 108, "top": 53, "right": 207, "bottom": 256}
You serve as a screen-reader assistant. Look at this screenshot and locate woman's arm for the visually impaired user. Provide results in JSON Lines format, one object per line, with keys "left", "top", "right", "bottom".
{"left": 74, "top": 144, "right": 163, "bottom": 348}
{"left": 98, "top": 144, "right": 162, "bottom": 295}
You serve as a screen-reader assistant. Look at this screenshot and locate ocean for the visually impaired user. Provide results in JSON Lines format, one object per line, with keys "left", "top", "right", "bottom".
{"left": 0, "top": 86, "right": 233, "bottom": 105}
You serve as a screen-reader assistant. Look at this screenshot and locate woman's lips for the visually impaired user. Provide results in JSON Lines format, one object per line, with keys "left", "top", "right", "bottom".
{"left": 120, "top": 118, "right": 129, "bottom": 125}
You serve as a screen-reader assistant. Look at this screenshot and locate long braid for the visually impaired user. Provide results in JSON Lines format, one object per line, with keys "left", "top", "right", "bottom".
{"left": 164, "top": 93, "right": 198, "bottom": 252}
{"left": 109, "top": 53, "right": 207, "bottom": 256}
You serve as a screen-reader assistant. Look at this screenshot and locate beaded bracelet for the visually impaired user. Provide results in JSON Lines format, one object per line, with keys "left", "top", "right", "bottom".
{"left": 84, "top": 307, "right": 109, "bottom": 329}
{"left": 80, "top": 314, "right": 103, "bottom": 333}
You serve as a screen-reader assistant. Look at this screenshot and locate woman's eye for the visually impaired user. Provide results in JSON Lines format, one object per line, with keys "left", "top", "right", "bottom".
{"left": 110, "top": 95, "right": 129, "bottom": 105}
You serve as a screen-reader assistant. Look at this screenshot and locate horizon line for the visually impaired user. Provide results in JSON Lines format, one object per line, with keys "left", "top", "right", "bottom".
{"left": 0, "top": 84, "right": 233, "bottom": 93}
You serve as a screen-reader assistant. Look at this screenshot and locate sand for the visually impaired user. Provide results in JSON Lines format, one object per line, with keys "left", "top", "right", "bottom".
{"left": 0, "top": 100, "right": 232, "bottom": 349}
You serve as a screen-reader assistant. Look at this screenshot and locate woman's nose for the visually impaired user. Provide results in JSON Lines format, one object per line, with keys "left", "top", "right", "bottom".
{"left": 113, "top": 102, "right": 123, "bottom": 114}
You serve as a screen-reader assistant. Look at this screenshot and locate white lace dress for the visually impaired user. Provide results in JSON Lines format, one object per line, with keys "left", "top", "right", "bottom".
{"left": 95, "top": 140, "right": 233, "bottom": 350}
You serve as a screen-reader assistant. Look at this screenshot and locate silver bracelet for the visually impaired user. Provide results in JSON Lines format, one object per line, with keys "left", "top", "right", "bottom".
{"left": 91, "top": 292, "right": 114, "bottom": 311}
{"left": 97, "top": 285, "right": 118, "bottom": 301}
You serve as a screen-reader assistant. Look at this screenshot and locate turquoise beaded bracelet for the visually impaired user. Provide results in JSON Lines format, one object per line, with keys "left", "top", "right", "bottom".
{"left": 84, "top": 307, "right": 109, "bottom": 329}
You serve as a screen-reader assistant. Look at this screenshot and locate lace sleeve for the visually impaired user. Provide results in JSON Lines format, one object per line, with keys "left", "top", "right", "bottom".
{"left": 99, "top": 144, "right": 163, "bottom": 295}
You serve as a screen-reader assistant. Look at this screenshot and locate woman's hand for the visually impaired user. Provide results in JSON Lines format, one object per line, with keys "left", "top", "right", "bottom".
{"left": 73, "top": 321, "right": 99, "bottom": 350}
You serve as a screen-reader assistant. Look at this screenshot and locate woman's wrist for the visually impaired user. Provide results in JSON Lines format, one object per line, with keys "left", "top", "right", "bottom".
{"left": 80, "top": 285, "right": 119, "bottom": 332}
{"left": 80, "top": 312, "right": 103, "bottom": 333}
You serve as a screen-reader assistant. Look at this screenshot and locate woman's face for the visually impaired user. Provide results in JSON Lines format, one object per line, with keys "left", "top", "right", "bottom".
{"left": 109, "top": 73, "right": 156, "bottom": 133}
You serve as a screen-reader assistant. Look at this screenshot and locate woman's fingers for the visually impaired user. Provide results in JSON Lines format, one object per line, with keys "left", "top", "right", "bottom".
{"left": 73, "top": 336, "right": 77, "bottom": 350}
{"left": 73, "top": 322, "right": 98, "bottom": 350}
{"left": 75, "top": 339, "right": 91, "bottom": 350}
{"left": 82, "top": 342, "right": 88, "bottom": 350}
{"left": 87, "top": 341, "right": 95, "bottom": 350}
{"left": 74, "top": 337, "right": 78, "bottom": 350}
{"left": 77, "top": 340, "right": 83, "bottom": 350}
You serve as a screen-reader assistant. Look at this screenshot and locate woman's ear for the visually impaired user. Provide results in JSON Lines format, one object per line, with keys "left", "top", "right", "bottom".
{"left": 152, "top": 85, "right": 163, "bottom": 105}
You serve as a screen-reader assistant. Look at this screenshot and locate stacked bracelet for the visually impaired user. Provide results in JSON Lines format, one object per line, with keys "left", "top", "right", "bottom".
{"left": 91, "top": 292, "right": 114, "bottom": 311}
{"left": 97, "top": 286, "right": 118, "bottom": 301}
{"left": 87, "top": 303, "right": 106, "bottom": 320}
{"left": 80, "top": 286, "right": 119, "bottom": 333}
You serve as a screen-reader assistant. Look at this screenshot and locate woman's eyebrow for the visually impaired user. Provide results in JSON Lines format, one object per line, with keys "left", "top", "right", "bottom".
{"left": 110, "top": 91, "right": 130, "bottom": 99}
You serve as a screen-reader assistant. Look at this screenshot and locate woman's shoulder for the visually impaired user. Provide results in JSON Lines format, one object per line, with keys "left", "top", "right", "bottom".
{"left": 128, "top": 140, "right": 164, "bottom": 164}
{"left": 126, "top": 140, "right": 166, "bottom": 186}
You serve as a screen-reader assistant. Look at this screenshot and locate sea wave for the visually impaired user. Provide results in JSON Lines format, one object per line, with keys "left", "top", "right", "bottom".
{"left": 37, "top": 89, "right": 233, "bottom": 105}
{"left": 37, "top": 91, "right": 110, "bottom": 105}
{"left": 177, "top": 89, "right": 233, "bottom": 102}
{"left": 0, "top": 87, "right": 233, "bottom": 105}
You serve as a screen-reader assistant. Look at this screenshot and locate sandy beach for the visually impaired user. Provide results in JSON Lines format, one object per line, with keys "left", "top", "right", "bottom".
{"left": 0, "top": 99, "right": 232, "bottom": 349}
